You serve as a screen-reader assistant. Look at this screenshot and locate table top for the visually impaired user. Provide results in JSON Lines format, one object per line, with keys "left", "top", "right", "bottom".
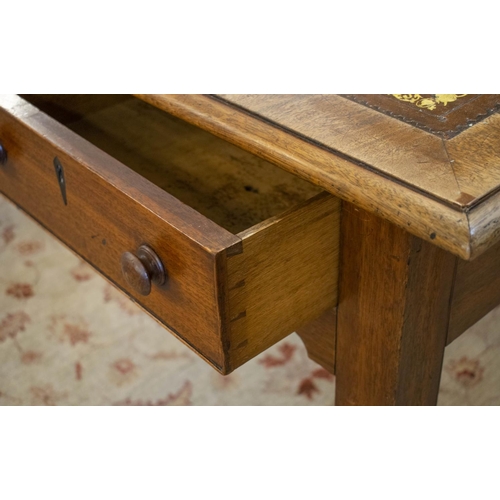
{"left": 136, "top": 94, "right": 500, "bottom": 260}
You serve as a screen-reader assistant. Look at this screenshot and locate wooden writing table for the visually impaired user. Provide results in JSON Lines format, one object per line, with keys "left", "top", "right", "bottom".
{"left": 140, "top": 94, "right": 500, "bottom": 405}
{"left": 2, "top": 94, "right": 500, "bottom": 405}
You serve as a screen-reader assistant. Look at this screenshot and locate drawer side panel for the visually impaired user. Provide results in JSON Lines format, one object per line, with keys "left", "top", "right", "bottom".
{"left": 226, "top": 192, "right": 340, "bottom": 371}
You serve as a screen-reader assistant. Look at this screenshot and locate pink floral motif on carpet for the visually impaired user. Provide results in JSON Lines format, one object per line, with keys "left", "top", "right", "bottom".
{"left": 1, "top": 193, "right": 499, "bottom": 405}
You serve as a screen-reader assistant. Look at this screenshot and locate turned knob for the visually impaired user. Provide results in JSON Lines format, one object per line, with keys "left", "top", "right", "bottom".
{"left": 0, "top": 141, "right": 7, "bottom": 164}
{"left": 121, "top": 244, "right": 166, "bottom": 296}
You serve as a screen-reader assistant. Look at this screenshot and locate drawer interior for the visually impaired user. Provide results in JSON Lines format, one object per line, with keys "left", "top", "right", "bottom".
{"left": 21, "top": 95, "right": 322, "bottom": 234}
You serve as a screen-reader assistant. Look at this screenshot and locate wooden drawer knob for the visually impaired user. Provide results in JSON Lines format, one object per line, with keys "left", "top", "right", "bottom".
{"left": 0, "top": 142, "right": 7, "bottom": 164}
{"left": 121, "top": 244, "right": 166, "bottom": 296}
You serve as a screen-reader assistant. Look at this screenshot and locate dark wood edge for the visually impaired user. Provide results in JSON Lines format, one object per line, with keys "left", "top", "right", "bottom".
{"left": 135, "top": 94, "right": 475, "bottom": 260}
{"left": 467, "top": 188, "right": 500, "bottom": 260}
{"left": 216, "top": 241, "right": 242, "bottom": 375}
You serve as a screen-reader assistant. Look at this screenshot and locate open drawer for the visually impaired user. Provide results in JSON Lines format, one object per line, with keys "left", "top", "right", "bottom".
{"left": 0, "top": 95, "right": 340, "bottom": 373}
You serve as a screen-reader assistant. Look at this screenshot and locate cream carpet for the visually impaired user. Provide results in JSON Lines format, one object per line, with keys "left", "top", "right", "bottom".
{"left": 0, "top": 194, "right": 498, "bottom": 405}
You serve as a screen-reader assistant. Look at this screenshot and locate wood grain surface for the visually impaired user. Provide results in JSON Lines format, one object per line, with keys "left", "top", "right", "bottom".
{"left": 448, "top": 238, "right": 500, "bottom": 344}
{"left": 446, "top": 113, "right": 500, "bottom": 206}
{"left": 23, "top": 95, "right": 321, "bottom": 234}
{"left": 226, "top": 193, "right": 340, "bottom": 371}
{"left": 220, "top": 94, "right": 500, "bottom": 208}
{"left": 219, "top": 94, "right": 464, "bottom": 205}
{"left": 296, "top": 308, "right": 336, "bottom": 374}
{"left": 136, "top": 94, "right": 473, "bottom": 259}
{"left": 335, "top": 202, "right": 457, "bottom": 405}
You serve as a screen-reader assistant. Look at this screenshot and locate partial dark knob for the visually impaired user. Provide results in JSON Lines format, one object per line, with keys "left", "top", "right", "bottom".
{"left": 0, "top": 142, "right": 7, "bottom": 164}
{"left": 121, "top": 244, "right": 166, "bottom": 296}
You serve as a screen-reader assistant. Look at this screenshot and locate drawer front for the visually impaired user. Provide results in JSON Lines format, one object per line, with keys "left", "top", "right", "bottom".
{"left": 0, "top": 95, "right": 341, "bottom": 374}
{"left": 0, "top": 95, "right": 241, "bottom": 371}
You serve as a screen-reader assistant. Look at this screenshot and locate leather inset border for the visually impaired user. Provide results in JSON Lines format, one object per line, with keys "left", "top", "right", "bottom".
{"left": 341, "top": 94, "right": 500, "bottom": 139}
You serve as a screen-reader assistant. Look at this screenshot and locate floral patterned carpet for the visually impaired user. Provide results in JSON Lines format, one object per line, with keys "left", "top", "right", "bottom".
{"left": 0, "top": 193, "right": 499, "bottom": 405}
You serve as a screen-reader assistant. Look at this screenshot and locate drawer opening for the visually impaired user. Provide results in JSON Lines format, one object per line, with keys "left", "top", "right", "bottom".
{"left": 21, "top": 94, "right": 322, "bottom": 234}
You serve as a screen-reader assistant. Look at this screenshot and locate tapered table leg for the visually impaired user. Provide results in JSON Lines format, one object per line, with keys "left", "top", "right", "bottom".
{"left": 335, "top": 203, "right": 457, "bottom": 406}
